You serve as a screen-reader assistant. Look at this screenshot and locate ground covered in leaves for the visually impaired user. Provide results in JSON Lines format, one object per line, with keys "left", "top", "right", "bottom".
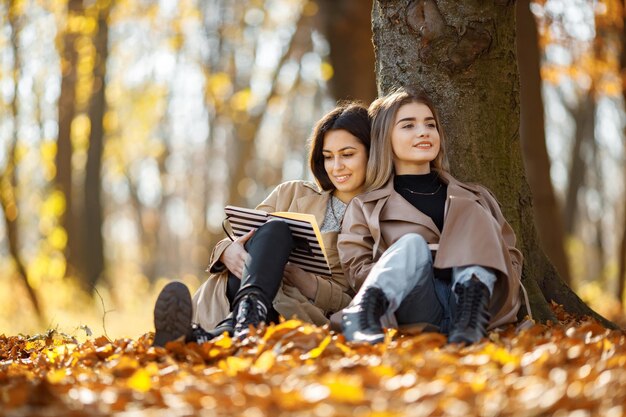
{"left": 1, "top": 308, "right": 625, "bottom": 417}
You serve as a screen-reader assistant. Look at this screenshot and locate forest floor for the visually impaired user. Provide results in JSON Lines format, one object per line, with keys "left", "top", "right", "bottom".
{"left": 0, "top": 304, "right": 625, "bottom": 417}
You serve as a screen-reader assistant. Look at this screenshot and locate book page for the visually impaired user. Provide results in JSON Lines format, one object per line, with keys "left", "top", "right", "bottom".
{"left": 271, "top": 211, "right": 328, "bottom": 261}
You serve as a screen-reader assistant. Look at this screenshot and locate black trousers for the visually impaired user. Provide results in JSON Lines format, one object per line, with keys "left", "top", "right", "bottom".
{"left": 225, "top": 219, "right": 294, "bottom": 323}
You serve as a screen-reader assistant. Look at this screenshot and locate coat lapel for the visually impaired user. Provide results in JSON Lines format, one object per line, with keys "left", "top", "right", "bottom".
{"left": 295, "top": 189, "right": 330, "bottom": 227}
{"left": 439, "top": 171, "right": 481, "bottom": 202}
{"left": 376, "top": 176, "right": 441, "bottom": 236}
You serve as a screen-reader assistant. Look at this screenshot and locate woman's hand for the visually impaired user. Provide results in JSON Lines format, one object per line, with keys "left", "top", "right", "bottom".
{"left": 283, "top": 264, "right": 318, "bottom": 300}
{"left": 219, "top": 230, "right": 254, "bottom": 279}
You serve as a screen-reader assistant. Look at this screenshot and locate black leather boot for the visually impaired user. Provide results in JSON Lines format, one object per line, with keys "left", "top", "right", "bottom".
{"left": 153, "top": 282, "right": 192, "bottom": 347}
{"left": 187, "top": 313, "right": 234, "bottom": 344}
{"left": 341, "top": 286, "right": 389, "bottom": 344}
{"left": 232, "top": 293, "right": 268, "bottom": 339}
{"left": 448, "top": 276, "right": 491, "bottom": 344}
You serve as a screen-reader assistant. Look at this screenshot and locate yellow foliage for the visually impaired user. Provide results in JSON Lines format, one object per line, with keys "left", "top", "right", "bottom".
{"left": 9, "top": 0, "right": 26, "bottom": 17}
{"left": 214, "top": 334, "right": 233, "bottom": 349}
{"left": 252, "top": 350, "right": 276, "bottom": 373}
{"left": 48, "top": 226, "right": 68, "bottom": 251}
{"left": 114, "top": 355, "right": 139, "bottom": 371}
{"left": 219, "top": 356, "right": 252, "bottom": 377}
{"left": 262, "top": 319, "right": 302, "bottom": 341}
{"left": 303, "top": 335, "right": 331, "bottom": 359}
{"left": 14, "top": 143, "right": 28, "bottom": 165}
{"left": 45, "top": 368, "right": 68, "bottom": 384}
{"left": 66, "top": 15, "right": 94, "bottom": 35}
{"left": 40, "top": 141, "right": 57, "bottom": 161}
{"left": 207, "top": 72, "right": 233, "bottom": 100}
{"left": 320, "top": 61, "right": 333, "bottom": 81}
{"left": 480, "top": 344, "right": 520, "bottom": 367}
{"left": 71, "top": 114, "right": 91, "bottom": 151}
{"left": 322, "top": 373, "right": 365, "bottom": 404}
{"left": 230, "top": 89, "right": 253, "bottom": 112}
{"left": 601, "top": 78, "right": 621, "bottom": 97}
{"left": 45, "top": 343, "right": 77, "bottom": 364}
{"left": 127, "top": 368, "right": 152, "bottom": 392}
{"left": 42, "top": 190, "right": 66, "bottom": 217}
{"left": 103, "top": 111, "right": 118, "bottom": 132}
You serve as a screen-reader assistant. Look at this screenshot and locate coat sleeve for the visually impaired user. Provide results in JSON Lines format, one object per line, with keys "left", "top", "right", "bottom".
{"left": 207, "top": 237, "right": 233, "bottom": 273}
{"left": 477, "top": 186, "right": 523, "bottom": 279}
{"left": 337, "top": 199, "right": 377, "bottom": 291}
{"left": 208, "top": 184, "right": 285, "bottom": 273}
{"left": 255, "top": 183, "right": 284, "bottom": 213}
{"left": 312, "top": 275, "right": 352, "bottom": 313}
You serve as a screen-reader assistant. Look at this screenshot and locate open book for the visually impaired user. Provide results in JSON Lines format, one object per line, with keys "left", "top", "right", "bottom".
{"left": 224, "top": 205, "right": 332, "bottom": 277}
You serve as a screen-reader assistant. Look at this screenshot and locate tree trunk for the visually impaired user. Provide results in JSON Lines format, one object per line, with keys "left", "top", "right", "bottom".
{"left": 564, "top": 92, "right": 594, "bottom": 235}
{"left": 83, "top": 4, "right": 110, "bottom": 291}
{"left": 371, "top": 0, "right": 613, "bottom": 327}
{"left": 616, "top": 1, "right": 626, "bottom": 305}
{"left": 317, "top": 0, "right": 377, "bottom": 103}
{"left": 516, "top": 0, "right": 571, "bottom": 285}
{"left": 55, "top": 0, "right": 83, "bottom": 277}
{"left": 3, "top": 1, "right": 42, "bottom": 319}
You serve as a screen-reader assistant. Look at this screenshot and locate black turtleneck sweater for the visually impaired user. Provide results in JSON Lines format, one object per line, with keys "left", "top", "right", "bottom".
{"left": 394, "top": 172, "right": 447, "bottom": 232}
{"left": 394, "top": 172, "right": 450, "bottom": 281}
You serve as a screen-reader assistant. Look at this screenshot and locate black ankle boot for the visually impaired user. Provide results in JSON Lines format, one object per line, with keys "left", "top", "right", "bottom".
{"left": 448, "top": 276, "right": 491, "bottom": 345}
{"left": 341, "top": 286, "right": 389, "bottom": 344}
{"left": 187, "top": 314, "right": 234, "bottom": 344}
{"left": 153, "top": 282, "right": 193, "bottom": 347}
{"left": 233, "top": 293, "right": 268, "bottom": 340}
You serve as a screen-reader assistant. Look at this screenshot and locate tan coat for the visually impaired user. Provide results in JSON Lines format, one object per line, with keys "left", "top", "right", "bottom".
{"left": 338, "top": 171, "right": 523, "bottom": 328}
{"left": 193, "top": 180, "right": 353, "bottom": 330}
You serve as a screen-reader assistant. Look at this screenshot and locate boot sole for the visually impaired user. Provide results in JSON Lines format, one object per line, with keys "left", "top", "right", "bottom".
{"left": 153, "top": 282, "right": 192, "bottom": 347}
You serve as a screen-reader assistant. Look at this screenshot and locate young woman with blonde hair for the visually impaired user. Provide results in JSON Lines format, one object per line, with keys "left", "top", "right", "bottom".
{"left": 338, "top": 88, "right": 524, "bottom": 345}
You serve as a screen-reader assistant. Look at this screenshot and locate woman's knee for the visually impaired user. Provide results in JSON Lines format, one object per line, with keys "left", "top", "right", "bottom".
{"left": 253, "top": 219, "right": 292, "bottom": 244}
{"left": 396, "top": 233, "right": 429, "bottom": 255}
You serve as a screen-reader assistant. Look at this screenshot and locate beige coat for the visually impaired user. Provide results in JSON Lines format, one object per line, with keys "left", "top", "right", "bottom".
{"left": 193, "top": 180, "right": 353, "bottom": 330}
{"left": 337, "top": 171, "right": 523, "bottom": 328}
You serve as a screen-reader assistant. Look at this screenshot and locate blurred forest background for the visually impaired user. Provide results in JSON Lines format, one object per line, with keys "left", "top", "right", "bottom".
{"left": 0, "top": 0, "right": 625, "bottom": 338}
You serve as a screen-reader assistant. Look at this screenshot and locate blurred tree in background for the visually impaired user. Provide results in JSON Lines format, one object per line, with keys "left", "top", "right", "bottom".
{"left": 0, "top": 0, "right": 625, "bottom": 337}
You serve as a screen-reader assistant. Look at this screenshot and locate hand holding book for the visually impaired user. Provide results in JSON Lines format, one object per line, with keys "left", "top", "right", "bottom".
{"left": 219, "top": 229, "right": 254, "bottom": 279}
{"left": 224, "top": 205, "right": 332, "bottom": 277}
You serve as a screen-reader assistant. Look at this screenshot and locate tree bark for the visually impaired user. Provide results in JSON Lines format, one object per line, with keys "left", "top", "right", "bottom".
{"left": 616, "top": 1, "right": 626, "bottom": 305}
{"left": 317, "top": 0, "right": 378, "bottom": 103}
{"left": 516, "top": 0, "right": 571, "bottom": 285}
{"left": 564, "top": 92, "right": 594, "bottom": 235}
{"left": 371, "top": 0, "right": 613, "bottom": 327}
{"left": 55, "top": 0, "right": 83, "bottom": 277}
{"left": 83, "top": 4, "right": 110, "bottom": 291}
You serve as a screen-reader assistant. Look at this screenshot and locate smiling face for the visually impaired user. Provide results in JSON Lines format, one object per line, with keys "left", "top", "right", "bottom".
{"left": 390, "top": 101, "right": 441, "bottom": 175}
{"left": 322, "top": 129, "right": 368, "bottom": 203}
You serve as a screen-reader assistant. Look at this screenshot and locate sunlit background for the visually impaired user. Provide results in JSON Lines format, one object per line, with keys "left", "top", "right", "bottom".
{"left": 0, "top": 0, "right": 624, "bottom": 338}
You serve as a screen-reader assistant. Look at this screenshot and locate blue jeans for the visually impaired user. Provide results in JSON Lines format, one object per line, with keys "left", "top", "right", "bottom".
{"left": 350, "top": 234, "right": 496, "bottom": 333}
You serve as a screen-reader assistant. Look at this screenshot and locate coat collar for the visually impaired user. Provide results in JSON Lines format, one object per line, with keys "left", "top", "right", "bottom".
{"left": 356, "top": 170, "right": 482, "bottom": 236}
{"left": 359, "top": 170, "right": 481, "bottom": 203}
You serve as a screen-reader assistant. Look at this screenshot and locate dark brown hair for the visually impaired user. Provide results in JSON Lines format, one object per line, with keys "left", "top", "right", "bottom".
{"left": 308, "top": 103, "right": 371, "bottom": 191}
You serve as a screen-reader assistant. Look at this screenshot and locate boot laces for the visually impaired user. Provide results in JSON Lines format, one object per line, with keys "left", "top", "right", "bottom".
{"left": 359, "top": 287, "right": 388, "bottom": 329}
{"left": 455, "top": 279, "right": 487, "bottom": 330}
{"left": 235, "top": 294, "right": 268, "bottom": 329}
{"left": 190, "top": 324, "right": 214, "bottom": 344}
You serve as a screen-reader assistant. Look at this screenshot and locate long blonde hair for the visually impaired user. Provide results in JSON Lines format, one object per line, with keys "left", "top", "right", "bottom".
{"left": 366, "top": 88, "right": 449, "bottom": 191}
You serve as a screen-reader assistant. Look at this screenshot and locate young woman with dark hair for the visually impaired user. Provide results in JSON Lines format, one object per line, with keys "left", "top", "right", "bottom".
{"left": 153, "top": 103, "right": 371, "bottom": 345}
{"left": 338, "top": 88, "right": 525, "bottom": 345}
